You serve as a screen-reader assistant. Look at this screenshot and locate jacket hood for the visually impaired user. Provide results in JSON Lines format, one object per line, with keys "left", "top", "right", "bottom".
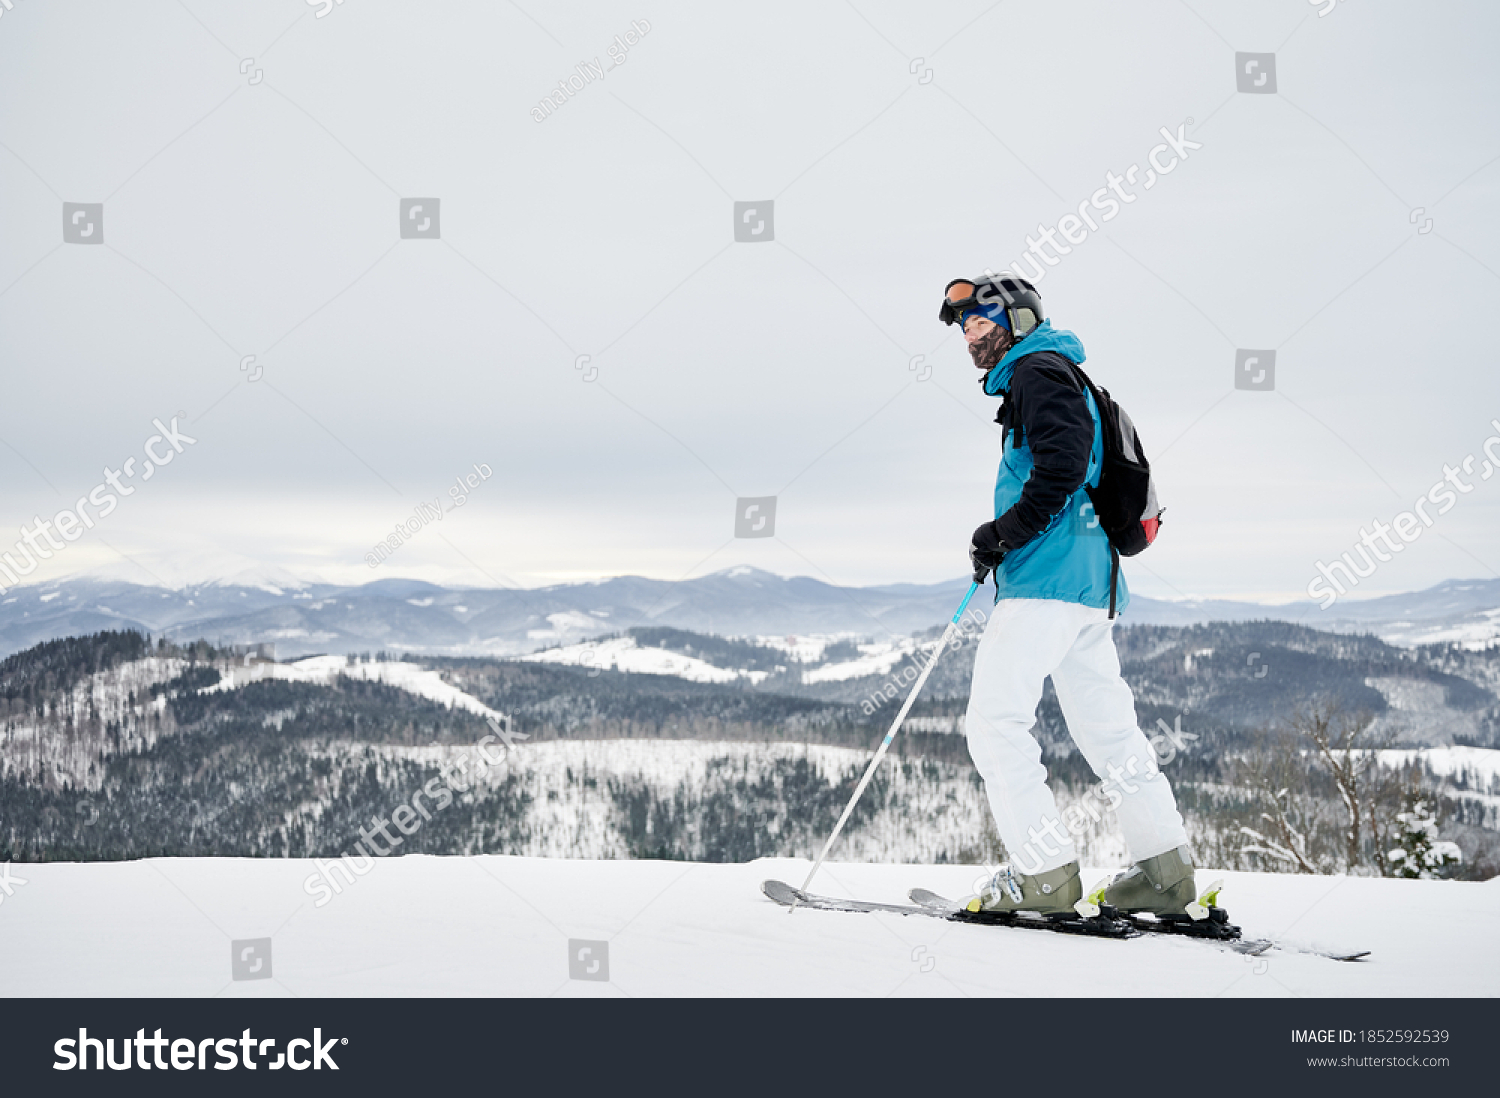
{"left": 981, "top": 321, "right": 1087, "bottom": 396}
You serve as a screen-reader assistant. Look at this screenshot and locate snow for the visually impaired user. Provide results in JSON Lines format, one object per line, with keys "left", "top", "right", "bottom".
{"left": 520, "top": 636, "right": 769, "bottom": 684}
{"left": 210, "top": 565, "right": 312, "bottom": 593}
{"left": 753, "top": 633, "right": 850, "bottom": 663}
{"left": 802, "top": 639, "right": 922, "bottom": 683}
{"left": 523, "top": 610, "right": 597, "bottom": 641}
{"left": 1, "top": 855, "right": 1492, "bottom": 996}
{"left": 329, "top": 740, "right": 988, "bottom": 862}
{"left": 1182, "top": 648, "right": 1214, "bottom": 673}
{"left": 207, "top": 657, "right": 506, "bottom": 721}
{"left": 1367, "top": 746, "right": 1500, "bottom": 788}
{"left": 0, "top": 656, "right": 189, "bottom": 788}
{"left": 1365, "top": 678, "right": 1448, "bottom": 712}
{"left": 1375, "top": 608, "right": 1500, "bottom": 648}
{"left": 1362, "top": 679, "right": 1487, "bottom": 744}
{"left": 904, "top": 716, "right": 963, "bottom": 734}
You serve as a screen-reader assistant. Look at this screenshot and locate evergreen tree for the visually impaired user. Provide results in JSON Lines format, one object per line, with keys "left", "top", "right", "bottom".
{"left": 1387, "top": 792, "right": 1462, "bottom": 879}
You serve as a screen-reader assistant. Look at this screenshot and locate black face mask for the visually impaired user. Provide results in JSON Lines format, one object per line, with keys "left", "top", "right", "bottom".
{"left": 968, "top": 325, "right": 1013, "bottom": 372}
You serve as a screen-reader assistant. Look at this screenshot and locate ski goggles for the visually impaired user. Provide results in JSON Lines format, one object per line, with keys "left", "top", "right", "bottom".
{"left": 938, "top": 280, "right": 980, "bottom": 326}
{"left": 939, "top": 281, "right": 1008, "bottom": 329}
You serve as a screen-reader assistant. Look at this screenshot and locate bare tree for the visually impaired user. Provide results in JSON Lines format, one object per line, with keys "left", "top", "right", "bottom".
{"left": 1233, "top": 699, "right": 1406, "bottom": 875}
{"left": 1235, "top": 728, "right": 1335, "bottom": 873}
{"left": 1297, "top": 704, "right": 1375, "bottom": 871}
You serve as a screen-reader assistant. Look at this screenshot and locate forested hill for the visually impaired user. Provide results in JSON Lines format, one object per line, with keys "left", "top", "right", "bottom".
{"left": 1, "top": 627, "right": 1495, "bottom": 876}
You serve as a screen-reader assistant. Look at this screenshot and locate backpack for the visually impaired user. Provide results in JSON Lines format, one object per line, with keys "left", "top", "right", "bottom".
{"left": 1069, "top": 364, "right": 1163, "bottom": 616}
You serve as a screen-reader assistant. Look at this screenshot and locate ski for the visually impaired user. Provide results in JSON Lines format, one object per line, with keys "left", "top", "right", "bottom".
{"left": 912, "top": 885, "right": 1242, "bottom": 941}
{"left": 907, "top": 887, "right": 1266, "bottom": 956}
{"left": 907, "top": 888, "right": 1368, "bottom": 962}
{"left": 762, "top": 879, "right": 1140, "bottom": 939}
{"left": 1121, "top": 913, "right": 1368, "bottom": 962}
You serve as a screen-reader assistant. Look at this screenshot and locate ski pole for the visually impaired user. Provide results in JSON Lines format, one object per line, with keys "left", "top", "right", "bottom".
{"left": 795, "top": 581, "right": 982, "bottom": 905}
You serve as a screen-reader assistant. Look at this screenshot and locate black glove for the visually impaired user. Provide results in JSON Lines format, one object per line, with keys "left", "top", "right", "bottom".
{"left": 969, "top": 521, "right": 1008, "bottom": 584}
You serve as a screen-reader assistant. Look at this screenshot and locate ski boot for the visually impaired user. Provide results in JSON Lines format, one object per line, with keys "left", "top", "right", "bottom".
{"left": 965, "top": 861, "right": 1083, "bottom": 916}
{"left": 1105, "top": 846, "right": 1240, "bottom": 939}
{"left": 1105, "top": 845, "right": 1197, "bottom": 917}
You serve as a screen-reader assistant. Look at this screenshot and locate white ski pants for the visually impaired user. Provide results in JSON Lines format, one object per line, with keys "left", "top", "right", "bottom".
{"left": 964, "top": 598, "right": 1187, "bottom": 874}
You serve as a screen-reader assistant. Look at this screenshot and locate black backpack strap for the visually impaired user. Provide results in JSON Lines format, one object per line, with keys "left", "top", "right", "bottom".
{"left": 1107, "top": 545, "right": 1119, "bottom": 620}
{"left": 1070, "top": 361, "right": 1121, "bottom": 615}
{"left": 1067, "top": 364, "right": 1110, "bottom": 440}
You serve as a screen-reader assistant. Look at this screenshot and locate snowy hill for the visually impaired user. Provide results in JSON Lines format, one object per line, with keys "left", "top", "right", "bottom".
{"left": 4, "top": 629, "right": 1496, "bottom": 871}
{"left": 1, "top": 855, "right": 1494, "bottom": 996}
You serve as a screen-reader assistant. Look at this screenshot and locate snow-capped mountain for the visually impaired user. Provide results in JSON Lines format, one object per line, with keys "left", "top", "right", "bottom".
{"left": 3, "top": 570, "right": 1498, "bottom": 661}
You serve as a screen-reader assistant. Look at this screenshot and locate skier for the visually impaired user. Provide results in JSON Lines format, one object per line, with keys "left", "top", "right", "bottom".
{"left": 942, "top": 275, "right": 1197, "bottom": 918}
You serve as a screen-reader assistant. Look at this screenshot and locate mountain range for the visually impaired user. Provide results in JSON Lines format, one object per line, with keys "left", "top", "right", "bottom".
{"left": 2, "top": 568, "right": 1498, "bottom": 660}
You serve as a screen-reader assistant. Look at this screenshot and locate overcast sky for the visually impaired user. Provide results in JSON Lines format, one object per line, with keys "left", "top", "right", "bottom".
{"left": 1, "top": 0, "right": 1497, "bottom": 603}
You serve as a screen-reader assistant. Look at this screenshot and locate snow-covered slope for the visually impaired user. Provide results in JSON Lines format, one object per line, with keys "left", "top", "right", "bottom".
{"left": 1, "top": 855, "right": 1493, "bottom": 996}
{"left": 801, "top": 638, "right": 922, "bottom": 684}
{"left": 0, "top": 656, "right": 187, "bottom": 787}
{"left": 519, "top": 636, "right": 768, "bottom": 684}
{"left": 1370, "top": 746, "right": 1500, "bottom": 787}
{"left": 327, "top": 740, "right": 1007, "bottom": 864}
{"left": 210, "top": 656, "right": 506, "bottom": 721}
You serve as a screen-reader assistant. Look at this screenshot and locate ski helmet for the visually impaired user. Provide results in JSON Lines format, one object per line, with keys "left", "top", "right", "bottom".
{"left": 939, "top": 275, "right": 1044, "bottom": 338}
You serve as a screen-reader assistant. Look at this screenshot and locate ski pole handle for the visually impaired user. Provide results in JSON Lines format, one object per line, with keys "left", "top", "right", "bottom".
{"left": 795, "top": 581, "right": 981, "bottom": 903}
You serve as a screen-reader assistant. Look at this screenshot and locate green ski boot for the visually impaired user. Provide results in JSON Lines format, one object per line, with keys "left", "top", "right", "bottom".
{"left": 966, "top": 861, "right": 1083, "bottom": 916}
{"left": 1104, "top": 844, "right": 1199, "bottom": 918}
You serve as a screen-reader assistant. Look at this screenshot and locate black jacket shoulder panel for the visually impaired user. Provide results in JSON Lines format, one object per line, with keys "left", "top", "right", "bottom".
{"left": 992, "top": 351, "right": 1095, "bottom": 549}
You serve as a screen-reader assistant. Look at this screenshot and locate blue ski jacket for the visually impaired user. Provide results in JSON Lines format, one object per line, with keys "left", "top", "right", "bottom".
{"left": 981, "top": 321, "right": 1128, "bottom": 613}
